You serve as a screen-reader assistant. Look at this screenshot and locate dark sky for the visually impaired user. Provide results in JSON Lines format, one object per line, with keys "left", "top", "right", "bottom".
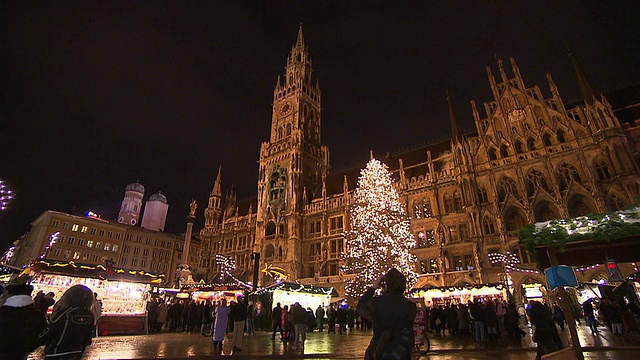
{"left": 1, "top": 1, "right": 639, "bottom": 252}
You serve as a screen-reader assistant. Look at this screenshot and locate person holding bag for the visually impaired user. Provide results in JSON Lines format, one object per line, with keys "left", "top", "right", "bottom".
{"left": 38, "top": 285, "right": 95, "bottom": 360}
{"left": 357, "top": 268, "right": 416, "bottom": 360}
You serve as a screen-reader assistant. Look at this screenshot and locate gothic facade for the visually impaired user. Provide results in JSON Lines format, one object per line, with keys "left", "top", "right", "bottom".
{"left": 197, "top": 27, "right": 640, "bottom": 301}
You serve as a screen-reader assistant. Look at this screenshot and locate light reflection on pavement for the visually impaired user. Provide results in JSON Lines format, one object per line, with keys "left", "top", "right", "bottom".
{"left": 27, "top": 323, "right": 640, "bottom": 359}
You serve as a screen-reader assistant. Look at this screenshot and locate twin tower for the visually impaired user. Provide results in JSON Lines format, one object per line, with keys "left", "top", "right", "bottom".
{"left": 117, "top": 182, "right": 168, "bottom": 232}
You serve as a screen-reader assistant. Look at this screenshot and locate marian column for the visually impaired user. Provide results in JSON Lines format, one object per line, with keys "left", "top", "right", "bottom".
{"left": 176, "top": 199, "right": 197, "bottom": 287}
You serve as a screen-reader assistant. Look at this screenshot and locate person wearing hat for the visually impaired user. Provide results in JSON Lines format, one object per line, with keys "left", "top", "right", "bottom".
{"left": 357, "top": 268, "right": 416, "bottom": 360}
{"left": 0, "top": 283, "right": 47, "bottom": 360}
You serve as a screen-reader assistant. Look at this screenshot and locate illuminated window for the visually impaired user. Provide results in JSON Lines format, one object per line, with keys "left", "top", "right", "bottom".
{"left": 64, "top": 250, "right": 71, "bottom": 258}
{"left": 87, "top": 240, "right": 94, "bottom": 248}
{"left": 73, "top": 251, "right": 80, "bottom": 260}
{"left": 72, "top": 224, "right": 79, "bottom": 232}
{"left": 104, "top": 243, "right": 110, "bottom": 251}
{"left": 81, "top": 226, "right": 88, "bottom": 233}
{"left": 95, "top": 242, "right": 102, "bottom": 250}
{"left": 112, "top": 245, "right": 118, "bottom": 252}
{"left": 82, "top": 253, "right": 89, "bottom": 260}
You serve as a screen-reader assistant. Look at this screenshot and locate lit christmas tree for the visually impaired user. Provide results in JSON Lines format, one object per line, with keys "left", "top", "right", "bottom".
{"left": 343, "top": 157, "right": 418, "bottom": 300}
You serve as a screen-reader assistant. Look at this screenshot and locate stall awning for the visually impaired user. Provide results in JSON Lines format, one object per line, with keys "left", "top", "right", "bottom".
{"left": 32, "top": 259, "right": 165, "bottom": 284}
{"left": 251, "top": 281, "right": 339, "bottom": 297}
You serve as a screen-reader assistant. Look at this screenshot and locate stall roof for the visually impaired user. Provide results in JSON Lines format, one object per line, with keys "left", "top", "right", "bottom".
{"left": 252, "top": 282, "right": 339, "bottom": 297}
{"left": 520, "top": 207, "right": 640, "bottom": 269}
{"left": 181, "top": 282, "right": 248, "bottom": 292}
{"left": 411, "top": 282, "right": 508, "bottom": 293}
{"left": 32, "top": 259, "right": 165, "bottom": 284}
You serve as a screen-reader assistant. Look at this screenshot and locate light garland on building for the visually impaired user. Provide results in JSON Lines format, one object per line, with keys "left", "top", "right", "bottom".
{"left": 1, "top": 246, "right": 15, "bottom": 264}
{"left": 36, "top": 232, "right": 59, "bottom": 260}
{"left": 214, "top": 254, "right": 252, "bottom": 290}
{"left": 342, "top": 157, "right": 418, "bottom": 300}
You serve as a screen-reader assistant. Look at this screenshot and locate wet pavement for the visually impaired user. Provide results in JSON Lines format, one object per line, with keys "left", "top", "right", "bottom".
{"left": 28, "top": 323, "right": 640, "bottom": 359}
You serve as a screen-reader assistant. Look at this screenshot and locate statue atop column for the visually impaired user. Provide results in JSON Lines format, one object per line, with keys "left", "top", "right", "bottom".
{"left": 189, "top": 199, "right": 197, "bottom": 217}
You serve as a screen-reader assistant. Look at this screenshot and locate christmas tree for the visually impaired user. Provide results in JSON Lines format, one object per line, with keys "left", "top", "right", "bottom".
{"left": 343, "top": 157, "right": 418, "bottom": 299}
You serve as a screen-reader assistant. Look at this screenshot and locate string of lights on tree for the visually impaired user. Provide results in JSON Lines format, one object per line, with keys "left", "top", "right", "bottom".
{"left": 342, "top": 157, "right": 418, "bottom": 300}
{"left": 489, "top": 249, "right": 605, "bottom": 275}
{"left": 0, "top": 180, "right": 14, "bottom": 211}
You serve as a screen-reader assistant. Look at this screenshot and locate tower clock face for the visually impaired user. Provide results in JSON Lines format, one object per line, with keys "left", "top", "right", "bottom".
{"left": 280, "top": 102, "right": 292, "bottom": 115}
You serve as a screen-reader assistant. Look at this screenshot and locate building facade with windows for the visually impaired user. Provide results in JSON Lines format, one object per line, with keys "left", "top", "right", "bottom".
{"left": 197, "top": 28, "right": 640, "bottom": 300}
{"left": 8, "top": 210, "right": 190, "bottom": 284}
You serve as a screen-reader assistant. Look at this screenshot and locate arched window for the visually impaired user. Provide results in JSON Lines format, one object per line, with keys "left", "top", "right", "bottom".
{"left": 558, "top": 163, "right": 582, "bottom": 191}
{"left": 594, "top": 159, "right": 612, "bottom": 180}
{"left": 422, "top": 200, "right": 432, "bottom": 218}
{"left": 278, "top": 247, "right": 283, "bottom": 257}
{"left": 527, "top": 137, "right": 536, "bottom": 151}
{"left": 567, "top": 195, "right": 593, "bottom": 217}
{"left": 265, "top": 222, "right": 276, "bottom": 236}
{"left": 515, "top": 140, "right": 524, "bottom": 154}
{"left": 497, "top": 177, "right": 519, "bottom": 202}
{"left": 534, "top": 202, "right": 559, "bottom": 222}
{"left": 453, "top": 191, "right": 463, "bottom": 211}
{"left": 556, "top": 129, "right": 566, "bottom": 143}
{"left": 265, "top": 244, "right": 275, "bottom": 258}
{"left": 278, "top": 127, "right": 284, "bottom": 140}
{"left": 505, "top": 208, "right": 527, "bottom": 231}
{"left": 500, "top": 144, "right": 509, "bottom": 158}
{"left": 609, "top": 193, "right": 625, "bottom": 211}
{"left": 483, "top": 217, "right": 496, "bottom": 234}
{"left": 488, "top": 147, "right": 497, "bottom": 161}
{"left": 443, "top": 193, "right": 454, "bottom": 213}
{"left": 413, "top": 200, "right": 422, "bottom": 219}
{"left": 478, "top": 187, "right": 489, "bottom": 204}
{"left": 286, "top": 123, "right": 292, "bottom": 136}
{"left": 542, "top": 133, "right": 552, "bottom": 147}
{"left": 526, "top": 169, "right": 550, "bottom": 196}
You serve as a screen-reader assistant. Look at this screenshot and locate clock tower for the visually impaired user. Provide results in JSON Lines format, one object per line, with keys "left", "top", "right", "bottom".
{"left": 256, "top": 24, "right": 329, "bottom": 281}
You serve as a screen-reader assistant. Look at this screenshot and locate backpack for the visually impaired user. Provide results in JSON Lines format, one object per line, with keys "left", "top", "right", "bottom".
{"left": 364, "top": 305, "right": 416, "bottom": 360}
{"left": 365, "top": 324, "right": 414, "bottom": 360}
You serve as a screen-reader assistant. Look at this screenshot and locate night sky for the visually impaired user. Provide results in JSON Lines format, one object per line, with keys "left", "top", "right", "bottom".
{"left": 1, "top": 1, "right": 639, "bottom": 252}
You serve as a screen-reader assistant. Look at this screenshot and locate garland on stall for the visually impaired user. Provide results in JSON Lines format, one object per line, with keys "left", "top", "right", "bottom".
{"left": 251, "top": 281, "right": 335, "bottom": 296}
{"left": 410, "top": 282, "right": 507, "bottom": 294}
{"left": 519, "top": 206, "right": 640, "bottom": 267}
{"left": 31, "top": 259, "right": 166, "bottom": 282}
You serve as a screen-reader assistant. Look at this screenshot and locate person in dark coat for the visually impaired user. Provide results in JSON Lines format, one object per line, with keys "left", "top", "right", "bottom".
{"left": 327, "top": 304, "right": 336, "bottom": 333}
{"left": 583, "top": 299, "right": 598, "bottom": 334}
{"left": 357, "top": 268, "right": 416, "bottom": 360}
{"left": 271, "top": 302, "right": 283, "bottom": 340}
{"left": 315, "top": 305, "right": 325, "bottom": 331}
{"left": 336, "top": 305, "right": 347, "bottom": 334}
{"left": 0, "top": 284, "right": 47, "bottom": 360}
{"left": 146, "top": 298, "right": 158, "bottom": 333}
{"left": 530, "top": 301, "right": 562, "bottom": 360}
{"left": 39, "top": 284, "right": 95, "bottom": 360}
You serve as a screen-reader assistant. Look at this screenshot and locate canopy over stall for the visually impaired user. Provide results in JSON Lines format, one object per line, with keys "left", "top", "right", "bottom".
{"left": 28, "top": 259, "right": 165, "bottom": 335}
{"left": 252, "top": 282, "right": 338, "bottom": 310}
{"left": 180, "top": 282, "right": 247, "bottom": 303}
{"left": 410, "top": 282, "right": 508, "bottom": 307}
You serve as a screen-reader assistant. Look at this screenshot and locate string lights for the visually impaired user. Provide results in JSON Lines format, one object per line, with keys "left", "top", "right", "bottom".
{"left": 214, "top": 254, "right": 252, "bottom": 290}
{"left": 0, "top": 180, "right": 14, "bottom": 211}
{"left": 342, "top": 157, "right": 418, "bottom": 300}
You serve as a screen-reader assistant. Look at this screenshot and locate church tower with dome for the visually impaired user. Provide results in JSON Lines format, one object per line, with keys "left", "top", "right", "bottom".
{"left": 118, "top": 182, "right": 145, "bottom": 226}
{"left": 141, "top": 192, "right": 169, "bottom": 231}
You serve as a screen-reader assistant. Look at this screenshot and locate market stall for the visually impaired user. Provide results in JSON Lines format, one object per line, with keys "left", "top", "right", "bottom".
{"left": 250, "top": 282, "right": 338, "bottom": 330}
{"left": 0, "top": 264, "right": 21, "bottom": 285}
{"left": 28, "top": 259, "right": 165, "bottom": 335}
{"left": 411, "top": 282, "right": 509, "bottom": 307}
{"left": 181, "top": 282, "right": 247, "bottom": 304}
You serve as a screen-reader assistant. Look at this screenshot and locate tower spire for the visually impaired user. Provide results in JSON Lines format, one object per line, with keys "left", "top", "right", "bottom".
{"left": 447, "top": 90, "right": 462, "bottom": 143}
{"left": 568, "top": 48, "right": 596, "bottom": 106}
{"left": 212, "top": 165, "right": 222, "bottom": 196}
{"left": 296, "top": 23, "right": 305, "bottom": 48}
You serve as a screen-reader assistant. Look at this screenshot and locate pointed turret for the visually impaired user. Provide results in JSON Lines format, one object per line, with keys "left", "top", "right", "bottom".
{"left": 568, "top": 48, "right": 596, "bottom": 106}
{"left": 212, "top": 165, "right": 222, "bottom": 197}
{"left": 447, "top": 90, "right": 462, "bottom": 143}
{"left": 296, "top": 23, "right": 305, "bottom": 48}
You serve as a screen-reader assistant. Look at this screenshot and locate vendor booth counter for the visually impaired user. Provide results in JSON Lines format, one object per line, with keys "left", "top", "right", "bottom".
{"left": 411, "top": 282, "right": 509, "bottom": 307}
{"left": 28, "top": 259, "right": 165, "bottom": 335}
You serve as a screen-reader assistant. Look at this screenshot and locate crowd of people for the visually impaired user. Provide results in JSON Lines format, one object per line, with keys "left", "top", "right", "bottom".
{"left": 0, "top": 283, "right": 102, "bottom": 360}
